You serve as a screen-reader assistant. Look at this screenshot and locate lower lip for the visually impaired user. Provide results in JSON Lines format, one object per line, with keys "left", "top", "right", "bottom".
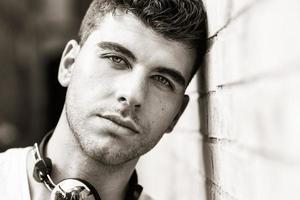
{"left": 96, "top": 116, "right": 138, "bottom": 135}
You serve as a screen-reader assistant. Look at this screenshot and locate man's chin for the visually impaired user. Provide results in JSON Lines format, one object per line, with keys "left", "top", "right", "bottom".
{"left": 80, "top": 141, "right": 140, "bottom": 166}
{"left": 90, "top": 152, "right": 139, "bottom": 167}
{"left": 72, "top": 127, "right": 144, "bottom": 166}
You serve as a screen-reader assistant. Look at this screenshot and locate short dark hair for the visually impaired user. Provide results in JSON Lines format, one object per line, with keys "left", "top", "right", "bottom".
{"left": 79, "top": 0, "right": 208, "bottom": 82}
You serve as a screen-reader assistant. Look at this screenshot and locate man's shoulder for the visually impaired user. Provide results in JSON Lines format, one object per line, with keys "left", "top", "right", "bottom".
{"left": 0, "top": 147, "right": 31, "bottom": 199}
{"left": 0, "top": 146, "right": 30, "bottom": 161}
{"left": 0, "top": 146, "right": 31, "bottom": 176}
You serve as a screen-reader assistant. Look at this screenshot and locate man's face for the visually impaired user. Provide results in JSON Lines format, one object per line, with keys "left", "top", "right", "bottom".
{"left": 59, "top": 12, "right": 196, "bottom": 165}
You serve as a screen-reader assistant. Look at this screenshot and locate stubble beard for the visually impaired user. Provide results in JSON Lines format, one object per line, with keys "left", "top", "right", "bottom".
{"left": 64, "top": 101, "right": 160, "bottom": 167}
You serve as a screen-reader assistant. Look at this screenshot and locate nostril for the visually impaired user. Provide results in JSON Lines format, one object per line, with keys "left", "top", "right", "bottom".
{"left": 118, "top": 96, "right": 127, "bottom": 103}
{"left": 117, "top": 96, "right": 141, "bottom": 110}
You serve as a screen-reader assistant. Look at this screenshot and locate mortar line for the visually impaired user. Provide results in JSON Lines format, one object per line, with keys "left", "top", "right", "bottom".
{"left": 208, "top": 0, "right": 267, "bottom": 40}
{"left": 216, "top": 62, "right": 300, "bottom": 89}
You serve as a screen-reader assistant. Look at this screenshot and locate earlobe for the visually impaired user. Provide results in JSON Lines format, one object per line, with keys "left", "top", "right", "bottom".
{"left": 165, "top": 95, "right": 190, "bottom": 133}
{"left": 58, "top": 40, "right": 80, "bottom": 87}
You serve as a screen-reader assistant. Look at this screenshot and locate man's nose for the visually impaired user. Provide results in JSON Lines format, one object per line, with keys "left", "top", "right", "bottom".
{"left": 115, "top": 71, "right": 148, "bottom": 114}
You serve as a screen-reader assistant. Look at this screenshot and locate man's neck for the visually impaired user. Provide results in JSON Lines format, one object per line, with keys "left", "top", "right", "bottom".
{"left": 26, "top": 111, "right": 139, "bottom": 200}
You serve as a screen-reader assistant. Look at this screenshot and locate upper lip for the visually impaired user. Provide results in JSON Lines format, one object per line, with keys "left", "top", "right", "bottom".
{"left": 100, "top": 114, "right": 139, "bottom": 134}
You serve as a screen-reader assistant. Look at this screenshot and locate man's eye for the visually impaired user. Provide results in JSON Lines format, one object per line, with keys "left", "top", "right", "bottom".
{"left": 101, "top": 54, "right": 132, "bottom": 69}
{"left": 107, "top": 56, "right": 126, "bottom": 65}
{"left": 153, "top": 75, "right": 173, "bottom": 89}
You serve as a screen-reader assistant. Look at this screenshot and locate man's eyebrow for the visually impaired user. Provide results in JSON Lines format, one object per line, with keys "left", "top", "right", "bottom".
{"left": 154, "top": 67, "right": 186, "bottom": 87}
{"left": 97, "top": 41, "right": 136, "bottom": 61}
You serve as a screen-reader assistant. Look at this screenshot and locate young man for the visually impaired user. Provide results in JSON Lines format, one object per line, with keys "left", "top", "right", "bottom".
{"left": 0, "top": 0, "right": 207, "bottom": 199}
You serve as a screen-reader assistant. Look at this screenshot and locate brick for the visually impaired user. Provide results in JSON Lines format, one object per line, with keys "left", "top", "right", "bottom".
{"left": 186, "top": 73, "right": 199, "bottom": 94}
{"left": 172, "top": 74, "right": 201, "bottom": 132}
{"left": 207, "top": 67, "right": 300, "bottom": 161}
{"left": 230, "top": 0, "right": 259, "bottom": 18}
{"left": 137, "top": 132, "right": 207, "bottom": 200}
{"left": 175, "top": 92, "right": 201, "bottom": 132}
{"left": 203, "top": 0, "right": 258, "bottom": 38}
{"left": 203, "top": 0, "right": 300, "bottom": 199}
{"left": 206, "top": 0, "right": 300, "bottom": 90}
{"left": 207, "top": 141, "right": 300, "bottom": 200}
{"left": 203, "top": 0, "right": 232, "bottom": 37}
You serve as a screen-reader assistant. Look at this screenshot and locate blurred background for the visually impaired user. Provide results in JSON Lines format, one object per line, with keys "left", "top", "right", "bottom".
{"left": 1, "top": 0, "right": 300, "bottom": 200}
{"left": 0, "top": 0, "right": 92, "bottom": 151}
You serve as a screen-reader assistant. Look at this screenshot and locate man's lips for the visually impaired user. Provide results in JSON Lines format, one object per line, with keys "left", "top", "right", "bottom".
{"left": 98, "top": 114, "right": 139, "bottom": 134}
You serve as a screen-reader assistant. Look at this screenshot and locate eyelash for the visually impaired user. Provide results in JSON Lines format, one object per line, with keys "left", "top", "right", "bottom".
{"left": 152, "top": 75, "right": 174, "bottom": 90}
{"left": 102, "top": 54, "right": 131, "bottom": 68}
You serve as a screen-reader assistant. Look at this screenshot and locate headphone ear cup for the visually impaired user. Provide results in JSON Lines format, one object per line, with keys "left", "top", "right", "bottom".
{"left": 44, "top": 157, "right": 53, "bottom": 174}
{"left": 33, "top": 157, "right": 52, "bottom": 182}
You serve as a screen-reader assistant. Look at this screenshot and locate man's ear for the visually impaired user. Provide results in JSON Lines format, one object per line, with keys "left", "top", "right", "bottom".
{"left": 165, "top": 95, "right": 190, "bottom": 133}
{"left": 58, "top": 40, "right": 80, "bottom": 87}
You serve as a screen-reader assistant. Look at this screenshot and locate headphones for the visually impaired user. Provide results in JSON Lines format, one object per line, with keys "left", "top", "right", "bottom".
{"left": 32, "top": 131, "right": 143, "bottom": 200}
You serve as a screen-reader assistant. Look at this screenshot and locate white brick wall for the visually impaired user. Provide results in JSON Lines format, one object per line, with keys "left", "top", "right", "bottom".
{"left": 204, "top": 0, "right": 300, "bottom": 199}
